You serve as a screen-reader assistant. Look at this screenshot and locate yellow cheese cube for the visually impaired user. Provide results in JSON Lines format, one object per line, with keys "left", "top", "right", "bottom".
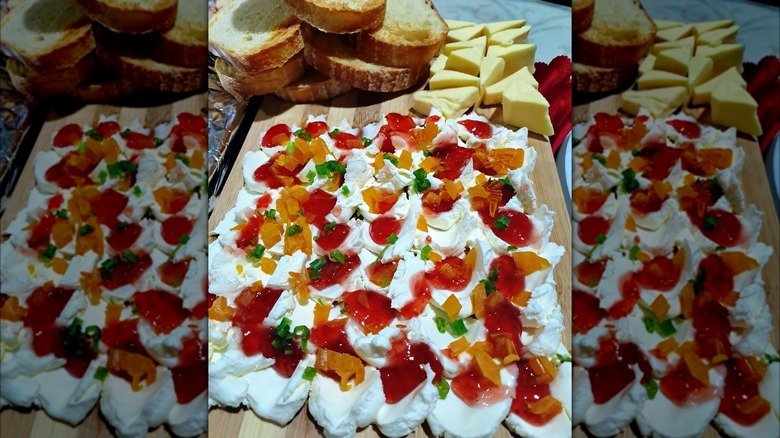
{"left": 654, "top": 19, "right": 684, "bottom": 30}
{"left": 430, "top": 54, "right": 448, "bottom": 76}
{"left": 429, "top": 70, "right": 480, "bottom": 90}
{"left": 413, "top": 87, "right": 480, "bottom": 118}
{"left": 486, "top": 44, "right": 536, "bottom": 75}
{"left": 447, "top": 25, "right": 485, "bottom": 43}
{"left": 688, "top": 56, "right": 714, "bottom": 89}
{"left": 691, "top": 66, "right": 747, "bottom": 105}
{"left": 502, "top": 79, "right": 553, "bottom": 136}
{"left": 488, "top": 25, "right": 531, "bottom": 46}
{"left": 695, "top": 44, "right": 744, "bottom": 75}
{"left": 479, "top": 56, "right": 505, "bottom": 93}
{"left": 484, "top": 20, "right": 526, "bottom": 38}
{"left": 442, "top": 36, "right": 487, "bottom": 56}
{"left": 483, "top": 66, "right": 537, "bottom": 105}
{"left": 637, "top": 70, "right": 688, "bottom": 90}
{"left": 655, "top": 48, "right": 691, "bottom": 76}
{"left": 711, "top": 81, "right": 762, "bottom": 136}
{"left": 651, "top": 36, "right": 695, "bottom": 57}
{"left": 697, "top": 26, "right": 739, "bottom": 47}
{"left": 692, "top": 19, "right": 734, "bottom": 37}
{"left": 638, "top": 54, "right": 656, "bottom": 75}
{"left": 655, "top": 24, "right": 692, "bottom": 42}
{"left": 445, "top": 19, "right": 477, "bottom": 31}
{"left": 445, "top": 47, "right": 483, "bottom": 76}
{"left": 621, "top": 87, "right": 688, "bottom": 118}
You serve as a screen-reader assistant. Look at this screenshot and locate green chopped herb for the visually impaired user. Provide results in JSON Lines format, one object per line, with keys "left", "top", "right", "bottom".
{"left": 628, "top": 245, "right": 641, "bottom": 261}
{"left": 39, "top": 244, "right": 57, "bottom": 262}
{"left": 153, "top": 137, "right": 164, "bottom": 146}
{"left": 507, "top": 246, "right": 518, "bottom": 251}
{"left": 302, "top": 366, "right": 317, "bottom": 381}
{"left": 307, "top": 170, "right": 316, "bottom": 184}
{"left": 387, "top": 233, "right": 398, "bottom": 244}
{"left": 641, "top": 310, "right": 676, "bottom": 337}
{"left": 85, "top": 325, "right": 101, "bottom": 351}
{"left": 591, "top": 153, "right": 607, "bottom": 166}
{"left": 481, "top": 266, "right": 499, "bottom": 294}
{"left": 376, "top": 244, "right": 391, "bottom": 261}
{"left": 383, "top": 153, "right": 399, "bottom": 166}
{"left": 621, "top": 168, "right": 639, "bottom": 194}
{"left": 494, "top": 215, "right": 511, "bottom": 231}
{"left": 77, "top": 141, "right": 88, "bottom": 154}
{"left": 78, "top": 224, "right": 94, "bottom": 236}
{"left": 488, "top": 265, "right": 499, "bottom": 282}
{"left": 330, "top": 129, "right": 340, "bottom": 137}
{"left": 179, "top": 234, "right": 190, "bottom": 245}
{"left": 94, "top": 367, "right": 108, "bottom": 382}
{"left": 120, "top": 251, "right": 137, "bottom": 263}
{"left": 315, "top": 160, "right": 347, "bottom": 178}
{"left": 86, "top": 129, "right": 102, "bottom": 141}
{"left": 308, "top": 258, "right": 327, "bottom": 280}
{"left": 263, "top": 209, "right": 277, "bottom": 219}
{"left": 329, "top": 250, "right": 346, "bottom": 264}
{"left": 381, "top": 276, "right": 390, "bottom": 288}
{"left": 294, "top": 129, "right": 312, "bottom": 142}
{"left": 420, "top": 244, "right": 432, "bottom": 261}
{"left": 702, "top": 215, "right": 718, "bottom": 231}
{"left": 294, "top": 325, "right": 310, "bottom": 350}
{"left": 246, "top": 244, "right": 266, "bottom": 265}
{"left": 423, "top": 150, "right": 431, "bottom": 157}
{"left": 98, "top": 170, "right": 108, "bottom": 185}
{"left": 174, "top": 153, "right": 190, "bottom": 165}
{"left": 434, "top": 317, "right": 447, "bottom": 333}
{"left": 556, "top": 353, "right": 572, "bottom": 363}
{"left": 448, "top": 319, "right": 468, "bottom": 337}
{"left": 595, "top": 233, "right": 607, "bottom": 245}
{"left": 324, "top": 222, "right": 337, "bottom": 232}
{"left": 498, "top": 176, "right": 514, "bottom": 191}
{"left": 765, "top": 354, "right": 780, "bottom": 363}
{"left": 412, "top": 168, "right": 431, "bottom": 193}
{"left": 271, "top": 318, "right": 296, "bottom": 354}
{"left": 116, "top": 222, "right": 129, "bottom": 232}
{"left": 435, "top": 378, "right": 450, "bottom": 400}
{"left": 100, "top": 258, "right": 119, "bottom": 280}
{"left": 362, "top": 137, "right": 372, "bottom": 146}
{"left": 132, "top": 186, "right": 142, "bottom": 197}
{"left": 285, "top": 141, "right": 296, "bottom": 154}
{"left": 341, "top": 185, "right": 350, "bottom": 196}
{"left": 54, "top": 209, "right": 68, "bottom": 219}
{"left": 644, "top": 379, "right": 658, "bottom": 400}
{"left": 689, "top": 268, "right": 707, "bottom": 295}
{"left": 589, "top": 278, "right": 599, "bottom": 288}
{"left": 121, "top": 128, "right": 132, "bottom": 137}
{"left": 107, "top": 160, "right": 138, "bottom": 178}
{"left": 286, "top": 224, "right": 303, "bottom": 236}
{"left": 715, "top": 245, "right": 726, "bottom": 252}
{"left": 573, "top": 137, "right": 581, "bottom": 146}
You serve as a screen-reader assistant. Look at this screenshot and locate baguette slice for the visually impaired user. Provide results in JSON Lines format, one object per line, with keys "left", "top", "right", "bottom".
{"left": 573, "top": 0, "right": 656, "bottom": 68}
{"left": 302, "top": 25, "right": 428, "bottom": 92}
{"left": 573, "top": 62, "right": 635, "bottom": 94}
{"left": 96, "top": 44, "right": 205, "bottom": 93}
{"left": 0, "top": 0, "right": 95, "bottom": 72}
{"left": 572, "top": 0, "right": 594, "bottom": 32}
{"left": 355, "top": 0, "right": 447, "bottom": 68}
{"left": 216, "top": 52, "right": 306, "bottom": 100}
{"left": 209, "top": 0, "right": 303, "bottom": 74}
{"left": 152, "top": 0, "right": 208, "bottom": 68}
{"left": 69, "top": 78, "right": 140, "bottom": 101}
{"left": 284, "top": 0, "right": 385, "bottom": 34}
{"left": 274, "top": 69, "right": 352, "bottom": 102}
{"left": 75, "top": 0, "right": 177, "bottom": 34}
{"left": 7, "top": 55, "right": 93, "bottom": 99}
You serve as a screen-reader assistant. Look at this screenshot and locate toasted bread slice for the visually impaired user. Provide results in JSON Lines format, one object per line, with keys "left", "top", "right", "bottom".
{"left": 152, "top": 0, "right": 208, "bottom": 68}
{"left": 302, "top": 25, "right": 428, "bottom": 92}
{"left": 96, "top": 44, "right": 205, "bottom": 93}
{"left": 573, "top": 0, "right": 656, "bottom": 68}
{"left": 76, "top": 0, "right": 177, "bottom": 34}
{"left": 573, "top": 62, "right": 635, "bottom": 93}
{"left": 355, "top": 0, "right": 447, "bottom": 68}
{"left": 573, "top": 0, "right": 594, "bottom": 32}
{"left": 6, "top": 54, "right": 93, "bottom": 99}
{"left": 216, "top": 52, "right": 306, "bottom": 100}
{"left": 284, "top": 0, "right": 385, "bottom": 34}
{"left": 0, "top": 0, "right": 95, "bottom": 72}
{"left": 69, "top": 78, "right": 140, "bottom": 101}
{"left": 274, "top": 69, "right": 352, "bottom": 102}
{"left": 209, "top": 0, "right": 303, "bottom": 74}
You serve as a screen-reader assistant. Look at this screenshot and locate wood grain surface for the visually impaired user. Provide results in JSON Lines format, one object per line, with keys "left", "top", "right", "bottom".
{"left": 572, "top": 95, "right": 780, "bottom": 438}
{"left": 207, "top": 89, "right": 572, "bottom": 438}
{"left": 0, "top": 93, "right": 208, "bottom": 438}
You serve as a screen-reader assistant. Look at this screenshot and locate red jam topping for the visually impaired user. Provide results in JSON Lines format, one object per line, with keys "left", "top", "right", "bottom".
{"left": 45, "top": 151, "right": 99, "bottom": 189}
{"left": 305, "top": 121, "right": 329, "bottom": 138}
{"left": 380, "top": 339, "right": 443, "bottom": 404}
{"left": 428, "top": 256, "right": 472, "bottom": 292}
{"left": 575, "top": 258, "right": 608, "bottom": 288}
{"left": 607, "top": 274, "right": 640, "bottom": 319}
{"left": 692, "top": 292, "right": 732, "bottom": 361}
{"left": 399, "top": 274, "right": 431, "bottom": 319}
{"left": 158, "top": 259, "right": 191, "bottom": 287}
{"left": 134, "top": 290, "right": 189, "bottom": 334}
{"left": 511, "top": 359, "right": 561, "bottom": 425}
{"left": 573, "top": 289, "right": 606, "bottom": 335}
{"left": 53, "top": 124, "right": 83, "bottom": 147}
{"left": 630, "top": 186, "right": 666, "bottom": 216}
{"left": 635, "top": 254, "right": 680, "bottom": 292}
{"left": 231, "top": 286, "right": 284, "bottom": 327}
{"left": 171, "top": 336, "right": 207, "bottom": 403}
{"left": 300, "top": 189, "right": 337, "bottom": 227}
{"left": 27, "top": 213, "right": 56, "bottom": 250}
{"left": 719, "top": 359, "right": 772, "bottom": 426}
{"left": 342, "top": 290, "right": 397, "bottom": 334}
{"left": 386, "top": 113, "right": 416, "bottom": 131}
{"left": 451, "top": 362, "right": 505, "bottom": 406}
{"left": 101, "top": 252, "right": 152, "bottom": 290}
{"left": 483, "top": 292, "right": 523, "bottom": 355}
{"left": 331, "top": 130, "right": 364, "bottom": 150}
{"left": 161, "top": 216, "right": 194, "bottom": 246}
{"left": 236, "top": 214, "right": 262, "bottom": 249}
{"left": 659, "top": 360, "right": 709, "bottom": 406}
{"left": 253, "top": 152, "right": 305, "bottom": 188}
{"left": 697, "top": 209, "right": 742, "bottom": 247}
{"left": 458, "top": 119, "right": 492, "bottom": 139}
{"left": 255, "top": 193, "right": 272, "bottom": 209}
{"left": 666, "top": 119, "right": 701, "bottom": 139}
{"left": 315, "top": 223, "right": 350, "bottom": 252}
{"left": 489, "top": 254, "right": 525, "bottom": 300}
{"left": 124, "top": 131, "right": 158, "bottom": 149}
{"left": 242, "top": 325, "right": 303, "bottom": 378}
{"left": 262, "top": 124, "right": 291, "bottom": 147}
{"left": 637, "top": 142, "right": 682, "bottom": 180}
{"left": 107, "top": 222, "right": 143, "bottom": 251}
{"left": 588, "top": 337, "right": 651, "bottom": 404}
{"left": 309, "top": 252, "right": 361, "bottom": 290}
{"left": 102, "top": 318, "right": 148, "bottom": 355}
{"left": 480, "top": 209, "right": 535, "bottom": 247}
{"left": 422, "top": 189, "right": 458, "bottom": 214}
{"left": 97, "top": 121, "right": 121, "bottom": 139}
{"left": 310, "top": 318, "right": 356, "bottom": 356}
{"left": 697, "top": 254, "right": 734, "bottom": 300}
{"left": 577, "top": 215, "right": 610, "bottom": 245}
{"left": 369, "top": 216, "right": 402, "bottom": 245}
{"left": 91, "top": 188, "right": 129, "bottom": 228}
{"left": 431, "top": 144, "right": 475, "bottom": 181}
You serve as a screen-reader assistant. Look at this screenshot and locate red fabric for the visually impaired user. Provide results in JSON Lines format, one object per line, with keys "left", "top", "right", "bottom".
{"left": 533, "top": 56, "right": 572, "bottom": 154}
{"left": 743, "top": 56, "right": 780, "bottom": 154}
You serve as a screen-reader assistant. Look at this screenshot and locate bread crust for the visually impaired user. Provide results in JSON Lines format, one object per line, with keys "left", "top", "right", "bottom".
{"left": 75, "top": 0, "right": 177, "bottom": 34}
{"left": 7, "top": 54, "right": 93, "bottom": 99}
{"left": 284, "top": 0, "right": 385, "bottom": 34}
{"left": 573, "top": 62, "right": 635, "bottom": 94}
{"left": 96, "top": 44, "right": 205, "bottom": 93}
{"left": 302, "top": 25, "right": 428, "bottom": 93}
{"left": 0, "top": 15, "right": 95, "bottom": 72}
{"left": 151, "top": 37, "right": 208, "bottom": 69}
{"left": 274, "top": 69, "right": 352, "bottom": 102}
{"left": 572, "top": 0, "right": 594, "bottom": 32}
{"left": 69, "top": 78, "right": 140, "bottom": 101}
{"left": 215, "top": 52, "right": 307, "bottom": 100}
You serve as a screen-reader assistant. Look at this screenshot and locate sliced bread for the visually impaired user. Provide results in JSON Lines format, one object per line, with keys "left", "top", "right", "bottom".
{"left": 152, "top": 0, "right": 208, "bottom": 68}
{"left": 215, "top": 52, "right": 306, "bottom": 100}
{"left": 274, "top": 69, "right": 352, "bottom": 102}
{"left": 96, "top": 44, "right": 205, "bottom": 92}
{"left": 209, "top": 0, "right": 303, "bottom": 74}
{"left": 69, "top": 78, "right": 140, "bottom": 101}
{"left": 75, "top": 0, "right": 177, "bottom": 34}
{"left": 6, "top": 54, "right": 93, "bottom": 99}
{"left": 354, "top": 0, "right": 447, "bottom": 68}
{"left": 302, "top": 24, "right": 428, "bottom": 92}
{"left": 573, "top": 62, "right": 635, "bottom": 93}
{"left": 573, "top": 0, "right": 656, "bottom": 68}
{"left": 284, "top": 0, "right": 385, "bottom": 34}
{"left": 0, "top": 0, "right": 95, "bottom": 72}
{"left": 572, "top": 0, "right": 594, "bottom": 32}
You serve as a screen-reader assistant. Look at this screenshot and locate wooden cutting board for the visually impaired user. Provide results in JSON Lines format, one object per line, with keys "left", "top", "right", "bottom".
{"left": 572, "top": 95, "right": 780, "bottom": 438}
{"left": 207, "top": 88, "right": 572, "bottom": 437}
{"left": 0, "top": 93, "right": 208, "bottom": 438}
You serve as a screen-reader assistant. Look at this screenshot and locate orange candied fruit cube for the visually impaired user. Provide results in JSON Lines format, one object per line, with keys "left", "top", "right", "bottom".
{"left": 441, "top": 294, "right": 462, "bottom": 320}
{"left": 315, "top": 349, "right": 365, "bottom": 391}
{"left": 513, "top": 251, "right": 551, "bottom": 276}
{"left": 209, "top": 296, "right": 235, "bottom": 322}
{"left": 0, "top": 296, "right": 27, "bottom": 321}
{"left": 106, "top": 348, "right": 157, "bottom": 391}
{"left": 475, "top": 350, "right": 502, "bottom": 385}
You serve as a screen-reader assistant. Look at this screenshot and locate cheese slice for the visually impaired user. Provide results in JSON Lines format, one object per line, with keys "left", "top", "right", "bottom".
{"left": 638, "top": 54, "right": 656, "bottom": 75}
{"left": 447, "top": 25, "right": 485, "bottom": 43}
{"left": 445, "top": 47, "right": 483, "bottom": 76}
{"left": 429, "top": 70, "right": 480, "bottom": 90}
{"left": 486, "top": 44, "right": 536, "bottom": 75}
{"left": 654, "top": 19, "right": 684, "bottom": 30}
{"left": 621, "top": 87, "right": 688, "bottom": 118}
{"left": 502, "top": 78, "right": 553, "bottom": 135}
{"left": 488, "top": 26, "right": 531, "bottom": 46}
{"left": 430, "top": 55, "right": 448, "bottom": 76}
{"left": 687, "top": 56, "right": 714, "bottom": 89}
{"left": 445, "top": 20, "right": 477, "bottom": 31}
{"left": 711, "top": 81, "right": 762, "bottom": 136}
{"left": 651, "top": 36, "right": 695, "bottom": 57}
{"left": 479, "top": 56, "right": 505, "bottom": 93}
{"left": 692, "top": 19, "right": 734, "bottom": 37}
{"left": 483, "top": 67, "right": 537, "bottom": 105}
{"left": 442, "top": 37, "right": 487, "bottom": 56}
{"left": 697, "top": 26, "right": 739, "bottom": 47}
{"left": 655, "top": 24, "right": 692, "bottom": 42}
{"left": 484, "top": 20, "right": 527, "bottom": 38}
{"left": 413, "top": 87, "right": 480, "bottom": 119}
{"left": 655, "top": 48, "right": 691, "bottom": 76}
{"left": 695, "top": 44, "right": 744, "bottom": 75}
{"left": 692, "top": 66, "right": 747, "bottom": 105}
{"left": 637, "top": 70, "right": 688, "bottom": 90}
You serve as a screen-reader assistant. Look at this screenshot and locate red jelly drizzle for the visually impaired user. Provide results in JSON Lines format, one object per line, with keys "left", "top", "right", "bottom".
{"left": 422, "top": 189, "right": 458, "bottom": 214}
{"left": 380, "top": 339, "right": 443, "bottom": 404}
{"left": 48, "top": 193, "right": 64, "bottom": 210}
{"left": 134, "top": 290, "right": 190, "bottom": 334}
{"left": 489, "top": 255, "right": 525, "bottom": 300}
{"left": 480, "top": 209, "right": 535, "bottom": 247}
{"left": 256, "top": 193, "right": 272, "bottom": 209}
{"left": 27, "top": 213, "right": 56, "bottom": 250}
{"left": 342, "top": 290, "right": 397, "bottom": 334}
{"left": 607, "top": 274, "right": 640, "bottom": 319}
{"left": 697, "top": 254, "right": 734, "bottom": 300}
{"left": 483, "top": 292, "right": 523, "bottom": 355}
{"left": 400, "top": 274, "right": 431, "bottom": 319}
{"left": 91, "top": 188, "right": 128, "bottom": 228}
{"left": 53, "top": 124, "right": 82, "bottom": 147}
{"left": 573, "top": 289, "right": 606, "bottom": 335}
{"left": 588, "top": 337, "right": 651, "bottom": 404}
{"left": 458, "top": 119, "right": 492, "bottom": 139}
{"left": 719, "top": 359, "right": 772, "bottom": 426}
{"left": 577, "top": 215, "right": 610, "bottom": 245}
{"left": 253, "top": 152, "right": 304, "bottom": 188}
{"left": 171, "top": 336, "right": 208, "bottom": 403}
{"left": 698, "top": 209, "right": 742, "bottom": 247}
{"left": 635, "top": 254, "right": 680, "bottom": 292}
{"left": 102, "top": 319, "right": 149, "bottom": 355}
{"left": 666, "top": 119, "right": 701, "bottom": 139}
{"left": 315, "top": 223, "right": 350, "bottom": 251}
{"left": 242, "top": 325, "right": 303, "bottom": 378}
{"left": 451, "top": 362, "right": 506, "bottom": 406}
{"left": 45, "top": 151, "right": 99, "bottom": 189}
{"left": 301, "top": 189, "right": 337, "bottom": 227}
{"left": 158, "top": 259, "right": 191, "bottom": 287}
{"left": 431, "top": 144, "right": 475, "bottom": 181}
{"left": 231, "top": 287, "right": 284, "bottom": 327}
{"left": 511, "top": 359, "right": 559, "bottom": 425}
{"left": 659, "top": 360, "right": 708, "bottom": 406}
{"left": 97, "top": 121, "right": 121, "bottom": 139}
{"left": 107, "top": 223, "right": 143, "bottom": 251}
{"left": 236, "top": 214, "right": 262, "bottom": 249}
{"left": 310, "top": 318, "right": 356, "bottom": 356}
{"left": 428, "top": 256, "right": 472, "bottom": 292}
{"left": 161, "top": 216, "right": 194, "bottom": 246}
{"left": 630, "top": 186, "right": 666, "bottom": 216}
{"left": 637, "top": 142, "right": 682, "bottom": 180}
{"left": 309, "top": 252, "right": 360, "bottom": 290}
{"left": 386, "top": 113, "right": 416, "bottom": 131}
{"left": 306, "top": 121, "right": 329, "bottom": 138}
{"left": 575, "top": 259, "right": 608, "bottom": 288}
{"left": 101, "top": 252, "right": 152, "bottom": 290}
{"left": 261, "top": 124, "right": 291, "bottom": 147}
{"left": 332, "top": 131, "right": 364, "bottom": 150}
{"left": 692, "top": 293, "right": 732, "bottom": 361}
{"left": 369, "top": 216, "right": 402, "bottom": 244}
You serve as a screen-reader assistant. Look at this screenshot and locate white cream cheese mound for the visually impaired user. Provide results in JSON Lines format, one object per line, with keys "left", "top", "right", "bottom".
{"left": 572, "top": 111, "right": 778, "bottom": 438}
{"left": 208, "top": 110, "right": 569, "bottom": 437}
{"left": 0, "top": 113, "right": 209, "bottom": 437}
